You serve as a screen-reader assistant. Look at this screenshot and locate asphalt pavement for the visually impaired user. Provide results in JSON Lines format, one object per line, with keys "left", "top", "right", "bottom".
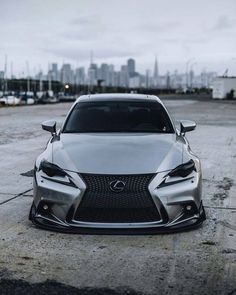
{"left": 0, "top": 97, "right": 235, "bottom": 295}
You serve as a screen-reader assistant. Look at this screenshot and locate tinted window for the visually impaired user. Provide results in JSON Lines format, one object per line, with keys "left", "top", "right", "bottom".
{"left": 63, "top": 100, "right": 174, "bottom": 133}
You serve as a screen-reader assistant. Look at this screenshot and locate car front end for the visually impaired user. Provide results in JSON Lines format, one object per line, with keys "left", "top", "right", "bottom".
{"left": 30, "top": 161, "right": 205, "bottom": 233}
{"left": 29, "top": 94, "right": 206, "bottom": 233}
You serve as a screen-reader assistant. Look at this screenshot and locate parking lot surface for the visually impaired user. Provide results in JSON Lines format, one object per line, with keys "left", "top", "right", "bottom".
{"left": 0, "top": 97, "right": 235, "bottom": 295}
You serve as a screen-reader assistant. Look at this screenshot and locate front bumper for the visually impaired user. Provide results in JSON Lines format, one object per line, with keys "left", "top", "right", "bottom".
{"left": 30, "top": 170, "right": 206, "bottom": 234}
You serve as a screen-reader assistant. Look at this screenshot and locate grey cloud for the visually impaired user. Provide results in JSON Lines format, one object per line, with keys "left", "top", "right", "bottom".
{"left": 63, "top": 16, "right": 122, "bottom": 42}
{"left": 212, "top": 15, "right": 236, "bottom": 31}
{"left": 137, "top": 21, "right": 181, "bottom": 33}
{"left": 1, "top": 0, "right": 236, "bottom": 75}
{"left": 43, "top": 46, "right": 135, "bottom": 62}
{"left": 70, "top": 15, "right": 99, "bottom": 26}
{"left": 62, "top": 30, "right": 98, "bottom": 41}
{"left": 162, "top": 36, "right": 208, "bottom": 44}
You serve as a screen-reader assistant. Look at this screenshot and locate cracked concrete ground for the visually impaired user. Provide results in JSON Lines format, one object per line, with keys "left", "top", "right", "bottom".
{"left": 0, "top": 97, "right": 236, "bottom": 295}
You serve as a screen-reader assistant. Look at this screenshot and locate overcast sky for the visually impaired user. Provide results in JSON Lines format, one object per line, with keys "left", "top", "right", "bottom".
{"left": 0, "top": 0, "right": 236, "bottom": 76}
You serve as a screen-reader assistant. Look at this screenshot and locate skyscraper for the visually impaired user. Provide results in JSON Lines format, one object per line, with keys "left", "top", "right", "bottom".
{"left": 75, "top": 67, "right": 85, "bottom": 85}
{"left": 51, "top": 63, "right": 59, "bottom": 81}
{"left": 108, "top": 64, "right": 115, "bottom": 86}
{"left": 61, "top": 64, "right": 74, "bottom": 84}
{"left": 89, "top": 63, "right": 98, "bottom": 79}
{"left": 127, "top": 58, "right": 135, "bottom": 77}
{"left": 100, "top": 63, "right": 109, "bottom": 85}
{"left": 119, "top": 65, "right": 129, "bottom": 87}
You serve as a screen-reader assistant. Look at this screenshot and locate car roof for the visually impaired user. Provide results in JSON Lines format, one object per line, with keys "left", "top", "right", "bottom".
{"left": 76, "top": 93, "right": 162, "bottom": 104}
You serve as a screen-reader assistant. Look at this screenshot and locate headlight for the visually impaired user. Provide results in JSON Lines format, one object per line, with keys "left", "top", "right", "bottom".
{"left": 168, "top": 160, "right": 196, "bottom": 178}
{"left": 39, "top": 160, "right": 77, "bottom": 188}
{"left": 39, "top": 160, "right": 67, "bottom": 177}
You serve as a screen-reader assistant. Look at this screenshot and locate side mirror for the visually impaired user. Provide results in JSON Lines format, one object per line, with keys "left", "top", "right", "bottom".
{"left": 180, "top": 120, "right": 196, "bottom": 134}
{"left": 42, "top": 120, "right": 56, "bottom": 135}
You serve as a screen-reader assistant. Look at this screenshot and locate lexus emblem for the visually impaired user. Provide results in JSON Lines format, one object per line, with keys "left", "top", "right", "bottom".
{"left": 109, "top": 180, "right": 126, "bottom": 193}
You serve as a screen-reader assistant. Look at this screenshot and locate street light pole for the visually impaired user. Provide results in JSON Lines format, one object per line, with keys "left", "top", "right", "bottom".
{"left": 186, "top": 58, "right": 195, "bottom": 89}
{"left": 189, "top": 62, "right": 197, "bottom": 89}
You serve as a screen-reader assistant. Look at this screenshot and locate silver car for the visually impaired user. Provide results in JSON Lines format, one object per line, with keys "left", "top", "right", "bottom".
{"left": 29, "top": 94, "right": 206, "bottom": 233}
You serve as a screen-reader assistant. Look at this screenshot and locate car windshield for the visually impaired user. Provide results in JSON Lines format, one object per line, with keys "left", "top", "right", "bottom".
{"left": 63, "top": 100, "right": 174, "bottom": 133}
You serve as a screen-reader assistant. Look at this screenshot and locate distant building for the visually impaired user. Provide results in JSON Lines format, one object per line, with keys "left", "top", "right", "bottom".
{"left": 171, "top": 70, "right": 184, "bottom": 89}
{"left": 158, "top": 76, "right": 168, "bottom": 88}
{"left": 61, "top": 64, "right": 74, "bottom": 84}
{"left": 112, "top": 70, "right": 119, "bottom": 87}
{"left": 145, "top": 70, "right": 151, "bottom": 88}
{"left": 0, "top": 71, "right": 4, "bottom": 80}
{"left": 90, "top": 63, "right": 98, "bottom": 80}
{"left": 129, "top": 75, "right": 140, "bottom": 88}
{"left": 201, "top": 71, "right": 208, "bottom": 88}
{"left": 139, "top": 74, "right": 146, "bottom": 88}
{"left": 189, "top": 70, "right": 194, "bottom": 88}
{"left": 212, "top": 77, "right": 236, "bottom": 99}
{"left": 88, "top": 68, "right": 97, "bottom": 86}
{"left": 108, "top": 65, "right": 115, "bottom": 86}
{"left": 127, "top": 58, "right": 135, "bottom": 77}
{"left": 166, "top": 72, "right": 171, "bottom": 89}
{"left": 51, "top": 63, "right": 59, "bottom": 81}
{"left": 5, "top": 56, "right": 219, "bottom": 90}
{"left": 200, "top": 71, "right": 217, "bottom": 88}
{"left": 119, "top": 65, "right": 129, "bottom": 87}
{"left": 100, "top": 63, "right": 109, "bottom": 86}
{"left": 35, "top": 71, "right": 43, "bottom": 81}
{"left": 75, "top": 67, "right": 85, "bottom": 85}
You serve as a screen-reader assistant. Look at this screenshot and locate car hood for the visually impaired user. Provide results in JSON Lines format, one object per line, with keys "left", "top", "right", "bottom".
{"left": 52, "top": 133, "right": 183, "bottom": 174}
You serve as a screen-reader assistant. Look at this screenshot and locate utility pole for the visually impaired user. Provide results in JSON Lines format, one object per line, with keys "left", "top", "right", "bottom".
{"left": 4, "top": 55, "right": 8, "bottom": 93}
{"left": 48, "top": 63, "right": 52, "bottom": 91}
{"left": 26, "top": 61, "right": 30, "bottom": 92}
{"left": 90, "top": 50, "right": 93, "bottom": 65}
{"left": 185, "top": 58, "right": 195, "bottom": 89}
{"left": 39, "top": 64, "right": 43, "bottom": 92}
{"left": 185, "top": 60, "right": 190, "bottom": 89}
{"left": 10, "top": 61, "right": 13, "bottom": 79}
{"left": 189, "top": 62, "right": 197, "bottom": 89}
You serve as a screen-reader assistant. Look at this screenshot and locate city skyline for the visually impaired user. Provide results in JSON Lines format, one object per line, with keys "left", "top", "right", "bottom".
{"left": 0, "top": 56, "right": 217, "bottom": 90}
{"left": 0, "top": 53, "right": 235, "bottom": 79}
{"left": 1, "top": 0, "right": 236, "bottom": 76}
{"left": 0, "top": 54, "right": 221, "bottom": 79}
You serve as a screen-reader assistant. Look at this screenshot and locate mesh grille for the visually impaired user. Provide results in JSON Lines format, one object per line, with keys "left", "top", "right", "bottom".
{"left": 74, "top": 173, "right": 160, "bottom": 223}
